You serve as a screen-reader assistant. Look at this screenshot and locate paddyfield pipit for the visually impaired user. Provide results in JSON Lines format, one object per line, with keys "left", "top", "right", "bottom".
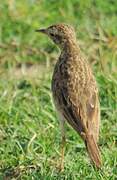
{"left": 36, "top": 24, "right": 102, "bottom": 170}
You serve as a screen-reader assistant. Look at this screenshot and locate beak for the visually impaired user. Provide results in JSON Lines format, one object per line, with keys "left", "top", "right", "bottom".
{"left": 35, "top": 29, "right": 47, "bottom": 33}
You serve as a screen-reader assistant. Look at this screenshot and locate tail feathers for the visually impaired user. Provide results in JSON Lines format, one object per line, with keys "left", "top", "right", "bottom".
{"left": 86, "top": 134, "right": 102, "bottom": 168}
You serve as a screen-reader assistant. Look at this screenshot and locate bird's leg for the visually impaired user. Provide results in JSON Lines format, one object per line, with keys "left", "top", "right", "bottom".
{"left": 59, "top": 119, "right": 66, "bottom": 171}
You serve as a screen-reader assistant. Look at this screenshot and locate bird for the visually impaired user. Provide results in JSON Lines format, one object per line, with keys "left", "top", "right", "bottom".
{"left": 36, "top": 23, "right": 102, "bottom": 170}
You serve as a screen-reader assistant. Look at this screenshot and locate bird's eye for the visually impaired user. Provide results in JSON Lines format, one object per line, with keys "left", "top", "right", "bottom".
{"left": 50, "top": 33, "right": 54, "bottom": 36}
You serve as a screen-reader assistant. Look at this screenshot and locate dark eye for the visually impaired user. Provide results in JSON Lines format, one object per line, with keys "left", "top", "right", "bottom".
{"left": 50, "top": 33, "right": 54, "bottom": 37}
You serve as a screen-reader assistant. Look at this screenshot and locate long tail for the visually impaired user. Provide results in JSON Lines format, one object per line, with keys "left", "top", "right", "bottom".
{"left": 85, "top": 133, "right": 102, "bottom": 168}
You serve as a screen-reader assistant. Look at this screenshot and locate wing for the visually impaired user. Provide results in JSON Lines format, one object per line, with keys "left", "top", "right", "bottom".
{"left": 60, "top": 85, "right": 100, "bottom": 142}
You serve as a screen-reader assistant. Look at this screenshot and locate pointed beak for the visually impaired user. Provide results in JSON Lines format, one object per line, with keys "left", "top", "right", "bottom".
{"left": 35, "top": 29, "right": 47, "bottom": 34}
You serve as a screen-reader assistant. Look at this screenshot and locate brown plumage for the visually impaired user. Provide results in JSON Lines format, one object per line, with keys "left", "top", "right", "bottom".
{"left": 36, "top": 24, "right": 102, "bottom": 169}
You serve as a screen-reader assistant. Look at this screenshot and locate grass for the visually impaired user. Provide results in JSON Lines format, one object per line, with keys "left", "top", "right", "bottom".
{"left": 0, "top": 0, "right": 117, "bottom": 179}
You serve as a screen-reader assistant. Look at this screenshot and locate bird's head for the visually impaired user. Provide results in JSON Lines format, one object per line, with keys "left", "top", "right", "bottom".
{"left": 36, "top": 24, "right": 76, "bottom": 48}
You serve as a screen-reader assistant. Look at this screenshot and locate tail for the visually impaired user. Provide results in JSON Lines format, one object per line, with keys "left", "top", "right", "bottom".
{"left": 85, "top": 133, "right": 102, "bottom": 168}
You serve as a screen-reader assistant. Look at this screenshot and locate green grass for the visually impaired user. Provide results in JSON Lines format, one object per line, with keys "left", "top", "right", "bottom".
{"left": 0, "top": 0, "right": 117, "bottom": 179}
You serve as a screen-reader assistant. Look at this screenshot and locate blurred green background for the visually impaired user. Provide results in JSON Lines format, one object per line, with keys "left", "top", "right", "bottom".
{"left": 0, "top": 0, "right": 117, "bottom": 179}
